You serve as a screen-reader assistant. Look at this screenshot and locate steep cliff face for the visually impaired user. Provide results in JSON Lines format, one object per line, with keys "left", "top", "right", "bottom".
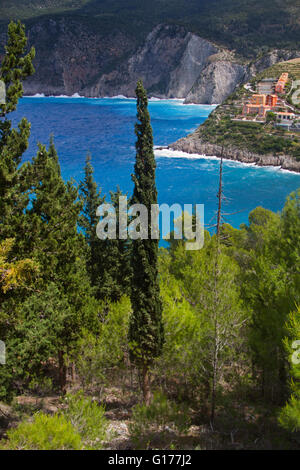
{"left": 184, "top": 54, "right": 247, "bottom": 104}
{"left": 0, "top": 20, "right": 246, "bottom": 102}
{"left": 84, "top": 25, "right": 221, "bottom": 99}
{"left": 1, "top": 19, "right": 298, "bottom": 103}
{"left": 166, "top": 35, "right": 218, "bottom": 98}
{"left": 6, "top": 17, "right": 139, "bottom": 96}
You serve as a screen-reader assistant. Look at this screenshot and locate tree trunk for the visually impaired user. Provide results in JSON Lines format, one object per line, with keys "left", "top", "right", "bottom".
{"left": 142, "top": 365, "right": 151, "bottom": 405}
{"left": 58, "top": 350, "right": 67, "bottom": 395}
{"left": 71, "top": 362, "right": 76, "bottom": 383}
{"left": 211, "top": 361, "right": 217, "bottom": 426}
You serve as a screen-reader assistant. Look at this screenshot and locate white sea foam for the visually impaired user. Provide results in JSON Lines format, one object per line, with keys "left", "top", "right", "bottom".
{"left": 111, "top": 94, "right": 133, "bottom": 99}
{"left": 25, "top": 93, "right": 45, "bottom": 98}
{"left": 182, "top": 102, "right": 219, "bottom": 107}
{"left": 25, "top": 93, "right": 85, "bottom": 99}
{"left": 154, "top": 148, "right": 300, "bottom": 175}
{"left": 52, "top": 93, "right": 83, "bottom": 98}
{"left": 278, "top": 168, "right": 300, "bottom": 175}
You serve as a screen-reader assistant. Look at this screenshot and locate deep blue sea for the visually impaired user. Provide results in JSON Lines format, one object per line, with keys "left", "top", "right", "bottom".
{"left": 12, "top": 96, "right": 300, "bottom": 231}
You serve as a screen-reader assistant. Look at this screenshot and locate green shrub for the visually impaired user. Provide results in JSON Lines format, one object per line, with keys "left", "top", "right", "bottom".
{"left": 279, "top": 393, "right": 300, "bottom": 432}
{"left": 62, "top": 391, "right": 108, "bottom": 449}
{"left": 129, "top": 392, "right": 190, "bottom": 449}
{"left": 75, "top": 297, "right": 131, "bottom": 394}
{"left": 1, "top": 413, "right": 82, "bottom": 450}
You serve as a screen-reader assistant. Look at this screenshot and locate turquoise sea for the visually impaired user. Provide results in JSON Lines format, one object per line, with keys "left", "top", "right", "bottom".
{"left": 12, "top": 96, "right": 300, "bottom": 231}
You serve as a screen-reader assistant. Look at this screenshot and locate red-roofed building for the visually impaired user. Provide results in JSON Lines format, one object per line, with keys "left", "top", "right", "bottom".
{"left": 275, "top": 73, "right": 289, "bottom": 94}
{"left": 266, "top": 94, "right": 278, "bottom": 107}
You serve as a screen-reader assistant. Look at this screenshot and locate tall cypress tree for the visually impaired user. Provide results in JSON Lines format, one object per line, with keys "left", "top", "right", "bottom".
{"left": 129, "top": 81, "right": 164, "bottom": 404}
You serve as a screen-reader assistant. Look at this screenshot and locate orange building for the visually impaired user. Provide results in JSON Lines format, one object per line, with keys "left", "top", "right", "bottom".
{"left": 250, "top": 94, "right": 266, "bottom": 106}
{"left": 275, "top": 73, "right": 289, "bottom": 94}
{"left": 243, "top": 104, "right": 259, "bottom": 115}
{"left": 266, "top": 94, "right": 278, "bottom": 107}
{"left": 243, "top": 104, "right": 272, "bottom": 117}
{"left": 258, "top": 105, "right": 272, "bottom": 118}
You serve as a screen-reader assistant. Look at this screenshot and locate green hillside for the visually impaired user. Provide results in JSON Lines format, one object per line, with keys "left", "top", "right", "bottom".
{"left": 0, "top": 0, "right": 299, "bottom": 57}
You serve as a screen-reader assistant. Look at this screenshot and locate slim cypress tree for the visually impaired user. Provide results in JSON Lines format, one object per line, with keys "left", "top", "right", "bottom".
{"left": 129, "top": 80, "right": 164, "bottom": 404}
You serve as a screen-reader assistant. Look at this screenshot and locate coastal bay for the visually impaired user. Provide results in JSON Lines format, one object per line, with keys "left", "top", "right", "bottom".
{"left": 12, "top": 96, "right": 300, "bottom": 230}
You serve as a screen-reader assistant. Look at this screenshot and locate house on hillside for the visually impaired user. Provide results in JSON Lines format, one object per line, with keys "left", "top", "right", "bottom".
{"left": 257, "top": 78, "right": 276, "bottom": 94}
{"left": 276, "top": 111, "right": 295, "bottom": 125}
{"left": 250, "top": 94, "right": 266, "bottom": 106}
{"left": 243, "top": 104, "right": 272, "bottom": 118}
{"left": 275, "top": 73, "right": 289, "bottom": 94}
{"left": 266, "top": 94, "right": 278, "bottom": 107}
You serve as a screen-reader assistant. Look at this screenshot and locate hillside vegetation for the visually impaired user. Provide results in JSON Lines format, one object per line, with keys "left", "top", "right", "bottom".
{"left": 194, "top": 60, "right": 300, "bottom": 160}
{"left": 257, "top": 58, "right": 300, "bottom": 81}
{"left": 1, "top": 20, "right": 300, "bottom": 451}
{"left": 0, "top": 0, "right": 300, "bottom": 57}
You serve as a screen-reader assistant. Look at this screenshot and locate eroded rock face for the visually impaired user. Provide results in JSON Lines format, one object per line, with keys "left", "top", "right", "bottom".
{"left": 85, "top": 25, "right": 221, "bottom": 99}
{"left": 0, "top": 20, "right": 298, "bottom": 103}
{"left": 86, "top": 24, "right": 191, "bottom": 98}
{"left": 169, "top": 136, "right": 300, "bottom": 173}
{"left": 184, "top": 58, "right": 247, "bottom": 104}
{"left": 166, "top": 34, "right": 218, "bottom": 98}
{"left": 0, "top": 20, "right": 246, "bottom": 102}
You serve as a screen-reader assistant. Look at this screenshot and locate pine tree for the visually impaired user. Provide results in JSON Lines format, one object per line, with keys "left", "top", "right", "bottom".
{"left": 279, "top": 305, "right": 300, "bottom": 432}
{"left": 79, "top": 157, "right": 131, "bottom": 301}
{"left": 0, "top": 21, "right": 35, "bottom": 240}
{"left": 242, "top": 192, "right": 300, "bottom": 403}
{"left": 129, "top": 81, "right": 164, "bottom": 404}
{"left": 23, "top": 142, "right": 97, "bottom": 393}
{"left": 79, "top": 154, "right": 105, "bottom": 292}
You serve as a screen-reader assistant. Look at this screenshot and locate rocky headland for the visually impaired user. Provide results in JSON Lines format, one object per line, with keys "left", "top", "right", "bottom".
{"left": 168, "top": 136, "right": 300, "bottom": 173}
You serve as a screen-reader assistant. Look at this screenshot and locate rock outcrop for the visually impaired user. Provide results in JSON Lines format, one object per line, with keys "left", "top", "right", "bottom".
{"left": 1, "top": 19, "right": 299, "bottom": 103}
{"left": 0, "top": 21, "right": 251, "bottom": 102}
{"left": 84, "top": 25, "right": 229, "bottom": 99}
{"left": 184, "top": 54, "right": 247, "bottom": 104}
{"left": 250, "top": 49, "right": 300, "bottom": 76}
{"left": 169, "top": 135, "right": 300, "bottom": 173}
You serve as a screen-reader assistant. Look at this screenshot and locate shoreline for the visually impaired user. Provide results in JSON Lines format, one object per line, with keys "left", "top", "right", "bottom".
{"left": 166, "top": 136, "right": 300, "bottom": 174}
{"left": 23, "top": 93, "right": 185, "bottom": 101}
{"left": 155, "top": 148, "right": 300, "bottom": 175}
{"left": 22, "top": 94, "right": 217, "bottom": 106}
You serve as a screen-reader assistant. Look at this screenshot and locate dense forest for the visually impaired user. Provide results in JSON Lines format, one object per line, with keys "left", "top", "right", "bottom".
{"left": 1, "top": 0, "right": 300, "bottom": 57}
{"left": 0, "top": 22, "right": 299, "bottom": 450}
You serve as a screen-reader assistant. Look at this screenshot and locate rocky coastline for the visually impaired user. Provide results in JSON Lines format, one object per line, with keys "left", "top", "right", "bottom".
{"left": 168, "top": 135, "right": 300, "bottom": 173}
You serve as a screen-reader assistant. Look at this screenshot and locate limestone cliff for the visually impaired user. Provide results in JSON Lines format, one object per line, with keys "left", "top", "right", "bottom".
{"left": 184, "top": 53, "right": 247, "bottom": 104}
{"left": 84, "top": 25, "right": 224, "bottom": 99}
{"left": 1, "top": 19, "right": 299, "bottom": 103}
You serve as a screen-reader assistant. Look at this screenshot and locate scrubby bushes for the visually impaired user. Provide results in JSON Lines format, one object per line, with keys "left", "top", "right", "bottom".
{"left": 1, "top": 413, "right": 83, "bottom": 450}
{"left": 0, "top": 391, "right": 109, "bottom": 450}
{"left": 129, "top": 392, "right": 190, "bottom": 449}
{"left": 62, "top": 392, "right": 108, "bottom": 449}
